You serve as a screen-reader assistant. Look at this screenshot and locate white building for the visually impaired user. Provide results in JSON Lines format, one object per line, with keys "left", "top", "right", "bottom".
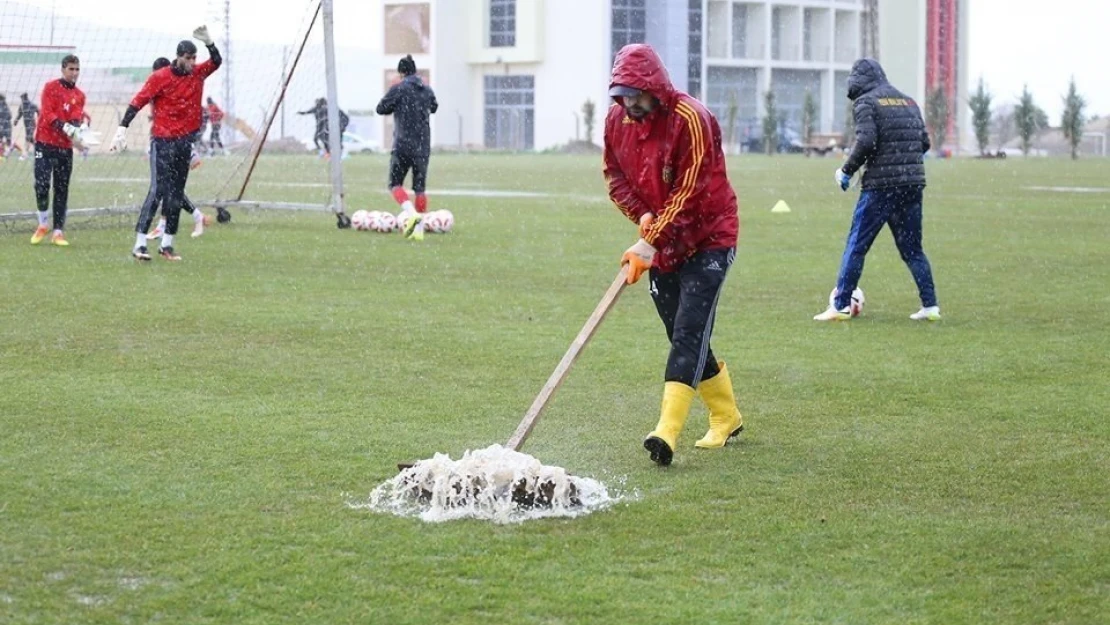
{"left": 368, "top": 0, "right": 967, "bottom": 152}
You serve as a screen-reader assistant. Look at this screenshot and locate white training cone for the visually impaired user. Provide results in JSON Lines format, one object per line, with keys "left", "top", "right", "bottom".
{"left": 771, "top": 200, "right": 791, "bottom": 213}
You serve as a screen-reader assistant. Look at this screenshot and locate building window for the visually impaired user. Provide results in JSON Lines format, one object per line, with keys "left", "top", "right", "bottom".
{"left": 611, "top": 0, "right": 646, "bottom": 62}
{"left": 707, "top": 66, "right": 759, "bottom": 150}
{"left": 490, "top": 0, "right": 516, "bottom": 48}
{"left": 484, "top": 75, "right": 534, "bottom": 150}
{"left": 771, "top": 69, "right": 822, "bottom": 133}
{"left": 687, "top": 0, "right": 703, "bottom": 99}
{"left": 731, "top": 4, "right": 748, "bottom": 59}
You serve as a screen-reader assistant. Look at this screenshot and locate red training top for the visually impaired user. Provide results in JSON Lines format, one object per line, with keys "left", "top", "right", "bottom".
{"left": 206, "top": 102, "right": 225, "bottom": 123}
{"left": 130, "top": 59, "right": 219, "bottom": 139}
{"left": 35, "top": 79, "right": 86, "bottom": 149}
{"left": 604, "top": 44, "right": 739, "bottom": 273}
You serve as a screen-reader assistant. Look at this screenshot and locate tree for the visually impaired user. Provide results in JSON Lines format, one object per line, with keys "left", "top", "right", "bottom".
{"left": 725, "top": 89, "right": 739, "bottom": 154}
{"left": 762, "top": 91, "right": 778, "bottom": 155}
{"left": 968, "top": 77, "right": 993, "bottom": 155}
{"left": 1060, "top": 78, "right": 1086, "bottom": 159}
{"left": 1014, "top": 85, "right": 1040, "bottom": 156}
{"left": 581, "top": 99, "right": 596, "bottom": 145}
{"left": 993, "top": 104, "right": 1015, "bottom": 151}
{"left": 926, "top": 85, "right": 950, "bottom": 151}
{"left": 844, "top": 102, "right": 856, "bottom": 147}
{"left": 802, "top": 89, "right": 817, "bottom": 144}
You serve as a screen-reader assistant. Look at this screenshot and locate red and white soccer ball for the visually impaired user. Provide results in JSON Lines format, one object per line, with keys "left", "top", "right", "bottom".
{"left": 376, "top": 212, "right": 396, "bottom": 233}
{"left": 436, "top": 209, "right": 454, "bottom": 233}
{"left": 829, "top": 287, "right": 865, "bottom": 317}
{"left": 350, "top": 209, "right": 372, "bottom": 231}
{"left": 422, "top": 211, "right": 445, "bottom": 233}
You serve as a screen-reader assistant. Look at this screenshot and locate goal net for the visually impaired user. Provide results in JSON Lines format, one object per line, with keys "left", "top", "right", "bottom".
{"left": 0, "top": 0, "right": 342, "bottom": 232}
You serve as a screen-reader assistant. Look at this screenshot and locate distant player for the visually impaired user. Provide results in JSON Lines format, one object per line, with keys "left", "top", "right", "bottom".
{"left": 110, "top": 26, "right": 222, "bottom": 262}
{"left": 141, "top": 57, "right": 211, "bottom": 240}
{"left": 13, "top": 92, "right": 38, "bottom": 160}
{"left": 206, "top": 97, "right": 226, "bottom": 155}
{"left": 298, "top": 98, "right": 328, "bottom": 154}
{"left": 0, "top": 94, "right": 12, "bottom": 158}
{"left": 814, "top": 58, "right": 939, "bottom": 322}
{"left": 29, "top": 54, "right": 86, "bottom": 247}
{"left": 376, "top": 54, "right": 437, "bottom": 241}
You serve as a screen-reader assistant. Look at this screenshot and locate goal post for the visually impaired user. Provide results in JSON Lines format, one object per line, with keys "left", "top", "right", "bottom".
{"left": 0, "top": 0, "right": 345, "bottom": 230}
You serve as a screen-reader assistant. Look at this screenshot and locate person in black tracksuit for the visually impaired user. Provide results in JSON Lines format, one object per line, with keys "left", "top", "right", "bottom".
{"left": 377, "top": 55, "right": 437, "bottom": 233}
{"left": 298, "top": 98, "right": 327, "bottom": 152}
{"left": 298, "top": 97, "right": 349, "bottom": 155}
{"left": 817, "top": 58, "right": 940, "bottom": 322}
{"left": 13, "top": 93, "right": 38, "bottom": 155}
{"left": 0, "top": 95, "right": 12, "bottom": 156}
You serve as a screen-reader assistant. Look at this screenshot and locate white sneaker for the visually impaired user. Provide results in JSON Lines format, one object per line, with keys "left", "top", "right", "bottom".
{"left": 813, "top": 306, "right": 852, "bottom": 321}
{"left": 910, "top": 306, "right": 941, "bottom": 321}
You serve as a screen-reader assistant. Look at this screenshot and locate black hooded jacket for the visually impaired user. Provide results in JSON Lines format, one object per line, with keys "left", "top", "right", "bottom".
{"left": 842, "top": 59, "right": 930, "bottom": 190}
{"left": 376, "top": 74, "right": 437, "bottom": 157}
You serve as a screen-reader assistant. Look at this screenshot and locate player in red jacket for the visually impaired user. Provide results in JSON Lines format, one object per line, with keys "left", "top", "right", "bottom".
{"left": 205, "top": 98, "right": 226, "bottom": 155}
{"left": 110, "top": 26, "right": 221, "bottom": 261}
{"left": 30, "top": 54, "right": 86, "bottom": 247}
{"left": 604, "top": 43, "right": 743, "bottom": 466}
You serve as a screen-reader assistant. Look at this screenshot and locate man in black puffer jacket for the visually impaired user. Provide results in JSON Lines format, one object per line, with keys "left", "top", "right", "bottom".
{"left": 377, "top": 54, "right": 438, "bottom": 240}
{"left": 816, "top": 58, "right": 941, "bottom": 322}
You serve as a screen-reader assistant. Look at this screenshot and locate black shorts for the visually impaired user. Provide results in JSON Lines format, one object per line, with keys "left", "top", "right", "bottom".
{"left": 388, "top": 151, "right": 429, "bottom": 193}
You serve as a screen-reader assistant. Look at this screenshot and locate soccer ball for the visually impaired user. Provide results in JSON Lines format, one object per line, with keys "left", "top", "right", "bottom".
{"left": 350, "top": 209, "right": 372, "bottom": 231}
{"left": 829, "top": 287, "right": 865, "bottom": 317}
{"left": 423, "top": 211, "right": 444, "bottom": 234}
{"left": 377, "top": 212, "right": 397, "bottom": 233}
{"left": 393, "top": 212, "right": 407, "bottom": 232}
{"left": 437, "top": 209, "right": 454, "bottom": 233}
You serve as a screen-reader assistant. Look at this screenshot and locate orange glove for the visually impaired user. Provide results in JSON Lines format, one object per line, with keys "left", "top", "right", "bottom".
{"left": 620, "top": 238, "right": 656, "bottom": 284}
{"left": 638, "top": 212, "right": 655, "bottom": 239}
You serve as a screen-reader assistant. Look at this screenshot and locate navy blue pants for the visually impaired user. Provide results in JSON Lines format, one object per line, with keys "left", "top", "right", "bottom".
{"left": 835, "top": 185, "right": 937, "bottom": 309}
{"left": 136, "top": 136, "right": 193, "bottom": 236}
{"left": 33, "top": 143, "right": 72, "bottom": 230}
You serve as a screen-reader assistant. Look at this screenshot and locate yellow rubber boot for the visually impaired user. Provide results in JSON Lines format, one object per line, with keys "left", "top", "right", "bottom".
{"left": 643, "top": 382, "right": 696, "bottom": 466}
{"left": 694, "top": 362, "right": 744, "bottom": 448}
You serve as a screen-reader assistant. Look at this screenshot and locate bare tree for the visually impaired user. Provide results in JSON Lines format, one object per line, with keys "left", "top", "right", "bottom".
{"left": 725, "top": 90, "right": 739, "bottom": 155}
{"left": 802, "top": 89, "right": 817, "bottom": 144}
{"left": 762, "top": 91, "right": 778, "bottom": 155}
{"left": 581, "top": 99, "right": 596, "bottom": 145}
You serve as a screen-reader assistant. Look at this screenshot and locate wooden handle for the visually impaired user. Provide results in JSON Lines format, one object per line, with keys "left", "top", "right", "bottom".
{"left": 505, "top": 266, "right": 630, "bottom": 451}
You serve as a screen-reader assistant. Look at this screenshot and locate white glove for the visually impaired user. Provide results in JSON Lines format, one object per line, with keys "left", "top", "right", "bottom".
{"left": 193, "top": 25, "right": 212, "bottom": 45}
{"left": 109, "top": 126, "right": 128, "bottom": 153}
{"left": 62, "top": 123, "right": 86, "bottom": 150}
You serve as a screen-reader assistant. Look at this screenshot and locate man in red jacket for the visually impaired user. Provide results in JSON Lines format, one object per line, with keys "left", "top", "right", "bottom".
{"left": 205, "top": 97, "right": 226, "bottom": 155}
{"left": 110, "top": 26, "right": 221, "bottom": 261}
{"left": 30, "top": 54, "right": 86, "bottom": 247}
{"left": 605, "top": 43, "right": 744, "bottom": 466}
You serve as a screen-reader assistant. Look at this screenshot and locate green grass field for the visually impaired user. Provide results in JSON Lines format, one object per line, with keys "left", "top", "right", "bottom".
{"left": 1, "top": 154, "right": 1107, "bottom": 624}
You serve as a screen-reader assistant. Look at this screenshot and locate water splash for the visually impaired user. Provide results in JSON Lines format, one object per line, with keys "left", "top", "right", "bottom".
{"left": 350, "top": 444, "right": 624, "bottom": 524}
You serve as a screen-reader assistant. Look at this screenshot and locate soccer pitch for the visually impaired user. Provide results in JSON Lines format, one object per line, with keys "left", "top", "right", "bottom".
{"left": 1, "top": 154, "right": 1107, "bottom": 623}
